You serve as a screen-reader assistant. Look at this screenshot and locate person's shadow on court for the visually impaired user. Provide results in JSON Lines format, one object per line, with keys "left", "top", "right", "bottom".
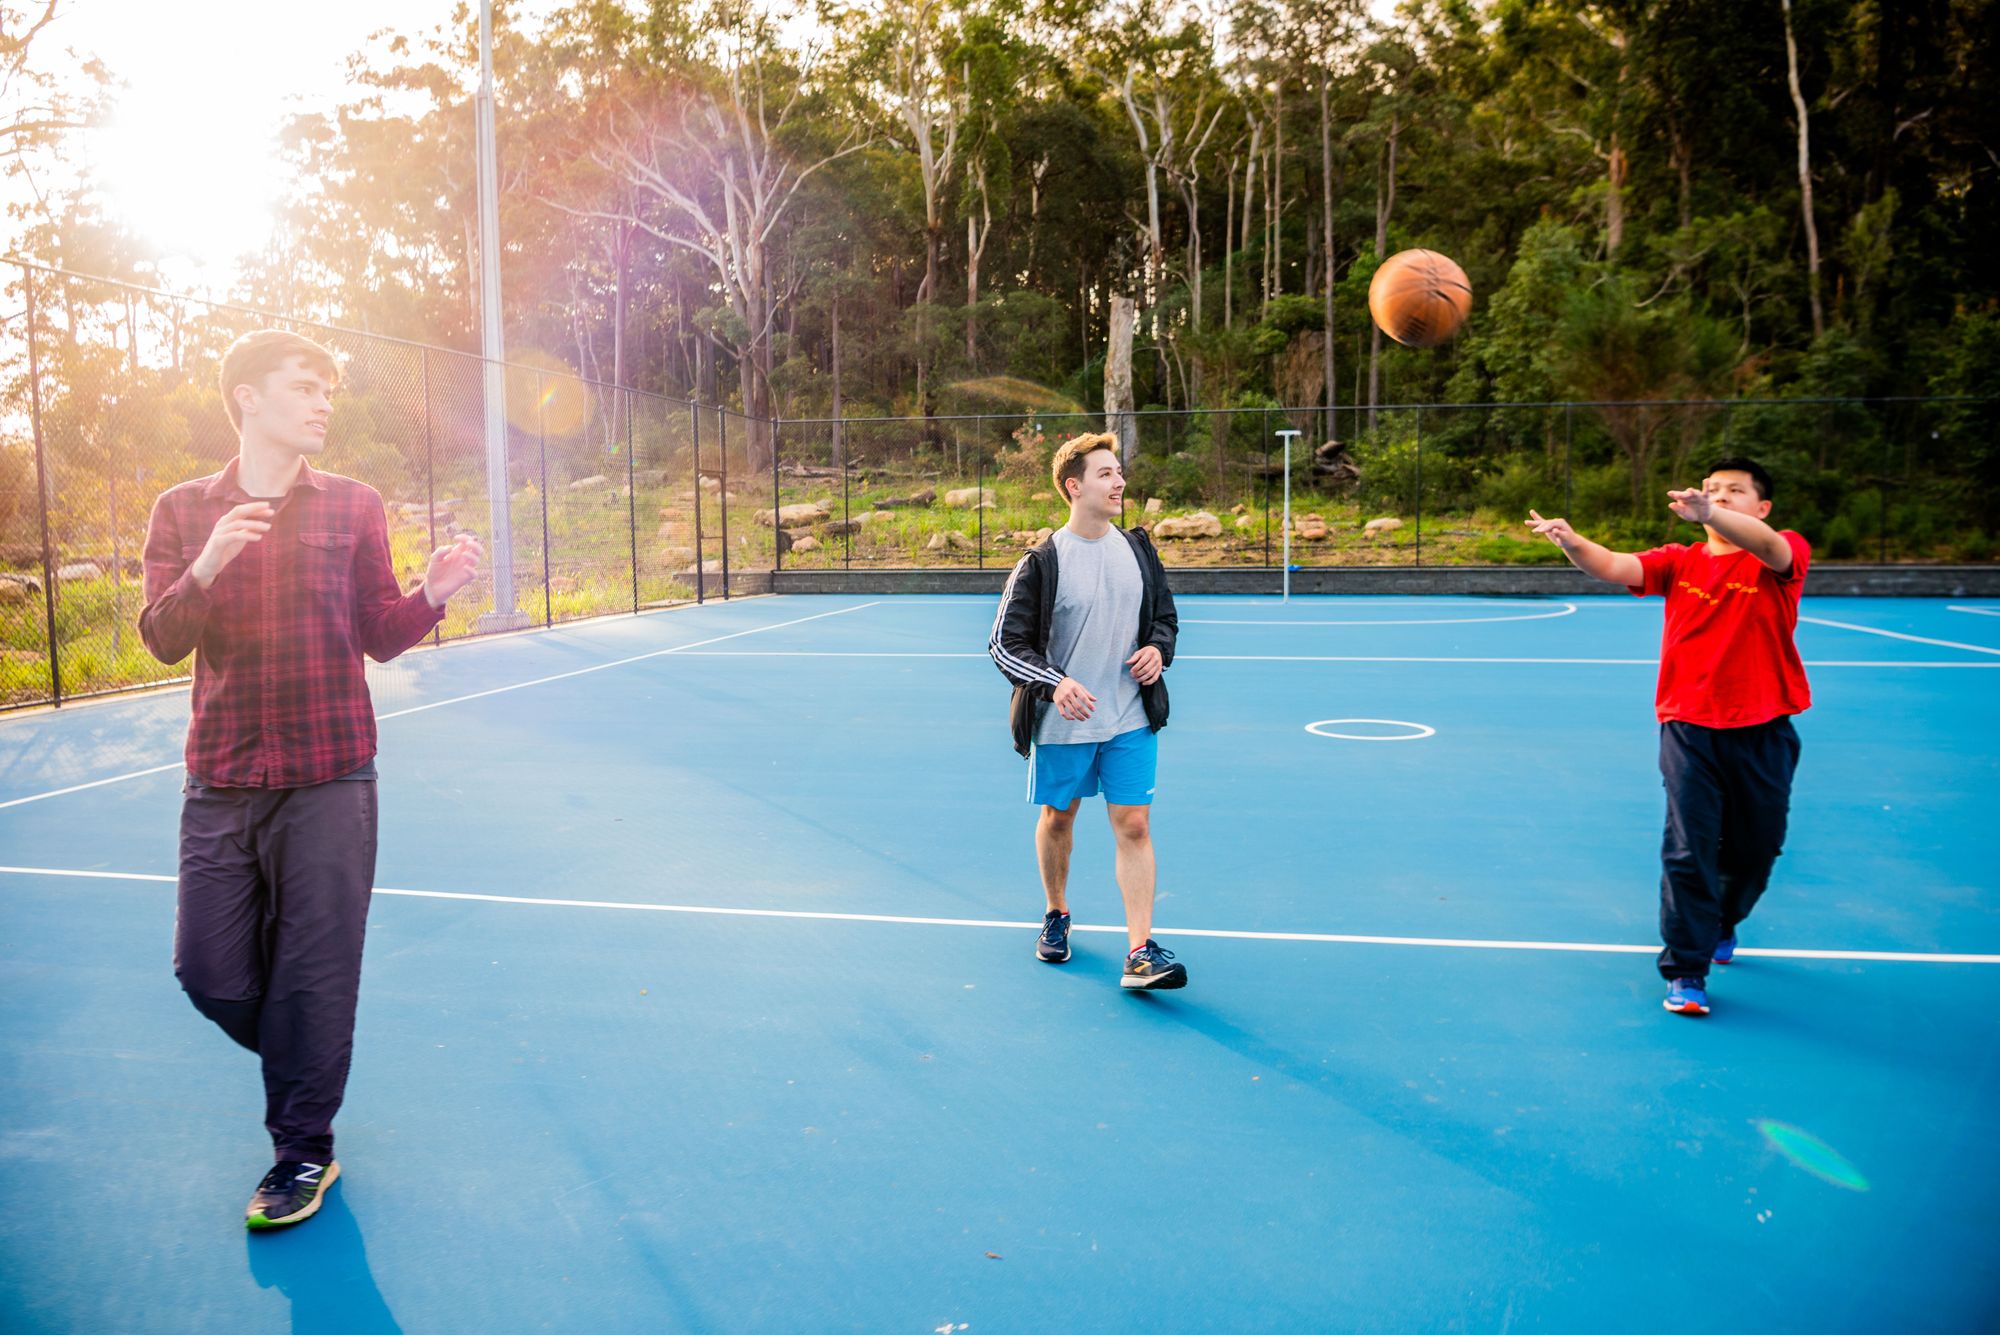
{"left": 246, "top": 1184, "right": 401, "bottom": 1335}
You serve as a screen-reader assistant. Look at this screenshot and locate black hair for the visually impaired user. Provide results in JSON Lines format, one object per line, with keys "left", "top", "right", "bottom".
{"left": 1706, "top": 456, "right": 1773, "bottom": 502}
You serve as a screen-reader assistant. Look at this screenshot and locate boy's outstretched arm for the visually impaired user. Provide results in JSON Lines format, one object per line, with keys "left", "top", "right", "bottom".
{"left": 1666, "top": 488, "right": 1794, "bottom": 574}
{"left": 1526, "top": 510, "right": 1644, "bottom": 586}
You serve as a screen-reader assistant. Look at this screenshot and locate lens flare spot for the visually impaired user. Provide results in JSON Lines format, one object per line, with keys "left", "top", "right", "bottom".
{"left": 1757, "top": 1120, "right": 1869, "bottom": 1191}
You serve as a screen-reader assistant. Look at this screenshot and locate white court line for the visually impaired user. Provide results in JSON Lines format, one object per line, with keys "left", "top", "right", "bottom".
{"left": 1185, "top": 603, "right": 1578, "bottom": 626}
{"left": 665, "top": 651, "right": 2000, "bottom": 668}
{"left": 1799, "top": 615, "right": 2000, "bottom": 656}
{"left": 6, "top": 865, "right": 1996, "bottom": 964}
{"left": 0, "top": 601, "right": 881, "bottom": 811}
{"left": 1947, "top": 605, "right": 2000, "bottom": 619}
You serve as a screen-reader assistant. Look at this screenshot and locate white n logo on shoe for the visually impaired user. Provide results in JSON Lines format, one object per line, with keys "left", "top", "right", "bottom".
{"left": 294, "top": 1164, "right": 325, "bottom": 1186}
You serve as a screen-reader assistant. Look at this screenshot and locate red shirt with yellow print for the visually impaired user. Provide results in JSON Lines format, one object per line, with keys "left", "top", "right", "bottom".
{"left": 1628, "top": 530, "right": 1812, "bottom": 728}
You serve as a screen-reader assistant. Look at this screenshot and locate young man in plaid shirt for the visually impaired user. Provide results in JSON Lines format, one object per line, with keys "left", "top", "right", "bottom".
{"left": 140, "top": 330, "right": 482, "bottom": 1227}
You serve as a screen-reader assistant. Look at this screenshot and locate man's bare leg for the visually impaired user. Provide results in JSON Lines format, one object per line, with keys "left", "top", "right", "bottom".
{"left": 1107, "top": 802, "right": 1156, "bottom": 951}
{"left": 1037, "top": 798, "right": 1081, "bottom": 913}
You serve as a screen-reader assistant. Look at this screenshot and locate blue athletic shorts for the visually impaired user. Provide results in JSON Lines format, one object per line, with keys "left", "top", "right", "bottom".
{"left": 1029, "top": 725, "right": 1158, "bottom": 808}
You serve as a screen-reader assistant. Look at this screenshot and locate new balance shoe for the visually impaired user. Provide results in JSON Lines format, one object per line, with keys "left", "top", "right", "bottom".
{"left": 1036, "top": 910, "right": 1072, "bottom": 963}
{"left": 1663, "top": 978, "right": 1710, "bottom": 1016}
{"left": 1712, "top": 935, "right": 1738, "bottom": 965}
{"left": 1121, "top": 939, "right": 1187, "bottom": 990}
{"left": 246, "top": 1160, "right": 339, "bottom": 1229}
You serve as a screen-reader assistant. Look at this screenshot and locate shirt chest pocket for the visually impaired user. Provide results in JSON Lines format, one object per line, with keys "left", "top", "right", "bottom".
{"left": 297, "top": 531, "right": 357, "bottom": 595}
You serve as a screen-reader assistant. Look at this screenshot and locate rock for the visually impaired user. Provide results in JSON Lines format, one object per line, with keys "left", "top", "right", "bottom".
{"left": 1297, "top": 513, "right": 1330, "bottom": 541}
{"left": 0, "top": 573, "right": 41, "bottom": 604}
{"left": 1236, "top": 515, "right": 1253, "bottom": 529}
{"left": 1152, "top": 511, "right": 1222, "bottom": 540}
{"left": 943, "top": 486, "right": 995, "bottom": 508}
{"left": 1031, "top": 492, "right": 1054, "bottom": 502}
{"left": 1231, "top": 502, "right": 1247, "bottom": 515}
{"left": 1144, "top": 497, "right": 1164, "bottom": 515}
{"left": 791, "top": 535, "right": 821, "bottom": 554}
{"left": 568, "top": 474, "right": 611, "bottom": 491}
{"left": 1365, "top": 516, "right": 1404, "bottom": 533}
{"left": 926, "top": 530, "right": 976, "bottom": 552}
{"left": 1034, "top": 527, "right": 1054, "bottom": 544}
{"left": 678, "top": 559, "right": 724, "bottom": 575}
{"left": 56, "top": 561, "right": 102, "bottom": 582}
{"left": 699, "top": 475, "right": 722, "bottom": 492}
{"left": 660, "top": 547, "right": 695, "bottom": 565}
{"left": 873, "top": 486, "right": 936, "bottom": 509}
{"left": 822, "top": 517, "right": 865, "bottom": 537}
{"left": 756, "top": 501, "right": 832, "bottom": 527}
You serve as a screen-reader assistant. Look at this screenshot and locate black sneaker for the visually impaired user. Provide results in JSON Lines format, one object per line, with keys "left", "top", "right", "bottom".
{"left": 245, "top": 1160, "right": 339, "bottom": 1229}
{"left": 1036, "top": 910, "right": 1072, "bottom": 962}
{"left": 1121, "top": 939, "right": 1187, "bottom": 990}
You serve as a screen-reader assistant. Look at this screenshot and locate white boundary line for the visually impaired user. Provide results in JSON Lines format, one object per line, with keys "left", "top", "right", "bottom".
{"left": 5, "top": 865, "right": 1995, "bottom": 964}
{"left": 1799, "top": 615, "right": 2000, "bottom": 656}
{"left": 666, "top": 651, "right": 1999, "bottom": 667}
{"left": 1186, "top": 603, "right": 1578, "bottom": 626}
{"left": 1947, "top": 605, "right": 2000, "bottom": 619}
{"left": 0, "top": 602, "right": 880, "bottom": 811}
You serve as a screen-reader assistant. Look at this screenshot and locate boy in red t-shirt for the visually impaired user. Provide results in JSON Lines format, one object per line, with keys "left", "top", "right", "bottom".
{"left": 1527, "top": 457, "right": 1810, "bottom": 1017}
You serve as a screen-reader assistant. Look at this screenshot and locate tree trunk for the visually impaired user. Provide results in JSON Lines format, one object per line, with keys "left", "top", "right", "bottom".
{"left": 1370, "top": 113, "right": 1398, "bottom": 429}
{"left": 830, "top": 288, "right": 844, "bottom": 469}
{"left": 1606, "top": 136, "right": 1628, "bottom": 256}
{"left": 1106, "top": 294, "right": 1137, "bottom": 467}
{"left": 1224, "top": 152, "right": 1236, "bottom": 329}
{"left": 1319, "top": 73, "right": 1336, "bottom": 445}
{"left": 1781, "top": 0, "right": 1825, "bottom": 337}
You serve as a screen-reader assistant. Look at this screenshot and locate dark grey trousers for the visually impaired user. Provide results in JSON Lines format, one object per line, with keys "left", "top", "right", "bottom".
{"left": 175, "top": 778, "right": 377, "bottom": 1163}
{"left": 1657, "top": 717, "right": 1802, "bottom": 981}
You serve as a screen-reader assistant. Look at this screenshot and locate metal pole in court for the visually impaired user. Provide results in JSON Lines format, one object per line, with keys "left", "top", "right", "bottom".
{"left": 1276, "top": 428, "right": 1302, "bottom": 602}
{"left": 474, "top": 0, "right": 527, "bottom": 632}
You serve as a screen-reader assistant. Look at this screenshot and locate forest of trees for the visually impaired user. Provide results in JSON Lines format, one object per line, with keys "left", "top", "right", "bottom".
{"left": 4, "top": 0, "right": 1998, "bottom": 549}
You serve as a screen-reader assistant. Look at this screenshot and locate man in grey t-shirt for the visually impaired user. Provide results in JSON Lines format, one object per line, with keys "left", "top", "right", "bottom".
{"left": 988, "top": 432, "right": 1185, "bottom": 990}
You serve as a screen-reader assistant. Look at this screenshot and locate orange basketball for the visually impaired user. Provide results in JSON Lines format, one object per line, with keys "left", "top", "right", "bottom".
{"left": 1368, "top": 249, "right": 1473, "bottom": 348}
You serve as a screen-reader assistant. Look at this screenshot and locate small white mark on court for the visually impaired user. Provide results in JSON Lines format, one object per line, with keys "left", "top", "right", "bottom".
{"left": 1305, "top": 718, "right": 1436, "bottom": 741}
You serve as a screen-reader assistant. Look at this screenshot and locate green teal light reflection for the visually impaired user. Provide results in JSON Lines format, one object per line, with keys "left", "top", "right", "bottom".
{"left": 1758, "top": 1120, "right": 1870, "bottom": 1191}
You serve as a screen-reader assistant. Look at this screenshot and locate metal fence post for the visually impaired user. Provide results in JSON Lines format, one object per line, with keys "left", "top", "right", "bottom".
{"left": 1414, "top": 407, "right": 1424, "bottom": 568}
{"left": 537, "top": 371, "right": 552, "bottom": 626}
{"left": 626, "top": 389, "right": 639, "bottom": 613}
{"left": 772, "top": 414, "right": 783, "bottom": 574}
{"left": 842, "top": 418, "right": 852, "bottom": 570}
{"left": 422, "top": 347, "right": 440, "bottom": 644}
{"left": 24, "top": 269, "right": 61, "bottom": 705}
{"left": 690, "top": 400, "right": 705, "bottom": 604}
{"left": 719, "top": 410, "right": 732, "bottom": 600}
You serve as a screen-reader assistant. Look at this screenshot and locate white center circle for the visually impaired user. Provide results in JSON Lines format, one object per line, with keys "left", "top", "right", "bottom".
{"left": 1305, "top": 718, "right": 1436, "bottom": 742}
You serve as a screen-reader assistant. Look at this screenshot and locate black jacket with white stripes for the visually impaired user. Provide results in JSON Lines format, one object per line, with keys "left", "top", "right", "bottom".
{"left": 988, "top": 525, "right": 1179, "bottom": 758}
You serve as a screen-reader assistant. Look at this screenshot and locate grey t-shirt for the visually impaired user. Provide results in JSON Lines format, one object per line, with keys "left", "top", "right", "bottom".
{"left": 1036, "top": 525, "right": 1147, "bottom": 746}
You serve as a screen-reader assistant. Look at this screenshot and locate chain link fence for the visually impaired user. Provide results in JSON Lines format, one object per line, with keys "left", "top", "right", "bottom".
{"left": 1, "top": 261, "right": 725, "bottom": 711}
{"left": 5, "top": 260, "right": 1994, "bottom": 710}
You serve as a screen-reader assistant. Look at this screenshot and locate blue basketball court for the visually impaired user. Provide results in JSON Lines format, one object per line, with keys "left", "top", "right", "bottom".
{"left": 3, "top": 593, "right": 1997, "bottom": 1331}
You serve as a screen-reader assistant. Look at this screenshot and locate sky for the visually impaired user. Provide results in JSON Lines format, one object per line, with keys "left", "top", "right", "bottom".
{"left": 20, "top": 0, "right": 1408, "bottom": 286}
{"left": 22, "top": 0, "right": 546, "bottom": 281}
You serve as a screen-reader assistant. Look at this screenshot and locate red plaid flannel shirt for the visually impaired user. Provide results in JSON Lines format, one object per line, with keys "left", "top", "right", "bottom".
{"left": 140, "top": 458, "right": 444, "bottom": 788}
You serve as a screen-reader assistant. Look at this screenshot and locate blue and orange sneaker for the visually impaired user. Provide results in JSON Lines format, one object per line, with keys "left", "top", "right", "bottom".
{"left": 1713, "top": 936, "right": 1738, "bottom": 965}
{"left": 1663, "top": 978, "right": 1710, "bottom": 1016}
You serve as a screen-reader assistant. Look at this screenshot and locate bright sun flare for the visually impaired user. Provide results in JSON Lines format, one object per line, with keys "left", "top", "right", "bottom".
{"left": 90, "top": 87, "right": 283, "bottom": 274}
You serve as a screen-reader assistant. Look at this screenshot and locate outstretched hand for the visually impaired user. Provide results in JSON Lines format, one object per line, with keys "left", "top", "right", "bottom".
{"left": 423, "top": 533, "right": 484, "bottom": 608}
{"left": 1666, "top": 487, "right": 1714, "bottom": 524}
{"left": 1526, "top": 510, "right": 1577, "bottom": 549}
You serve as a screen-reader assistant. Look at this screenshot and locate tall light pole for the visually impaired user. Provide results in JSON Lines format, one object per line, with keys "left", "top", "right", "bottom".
{"left": 1276, "top": 428, "right": 1301, "bottom": 602}
{"left": 476, "top": 0, "right": 528, "bottom": 631}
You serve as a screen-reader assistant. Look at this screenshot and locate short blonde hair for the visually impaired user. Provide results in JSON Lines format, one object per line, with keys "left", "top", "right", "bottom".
{"left": 1051, "top": 431, "right": 1119, "bottom": 499}
{"left": 219, "top": 330, "right": 340, "bottom": 430}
